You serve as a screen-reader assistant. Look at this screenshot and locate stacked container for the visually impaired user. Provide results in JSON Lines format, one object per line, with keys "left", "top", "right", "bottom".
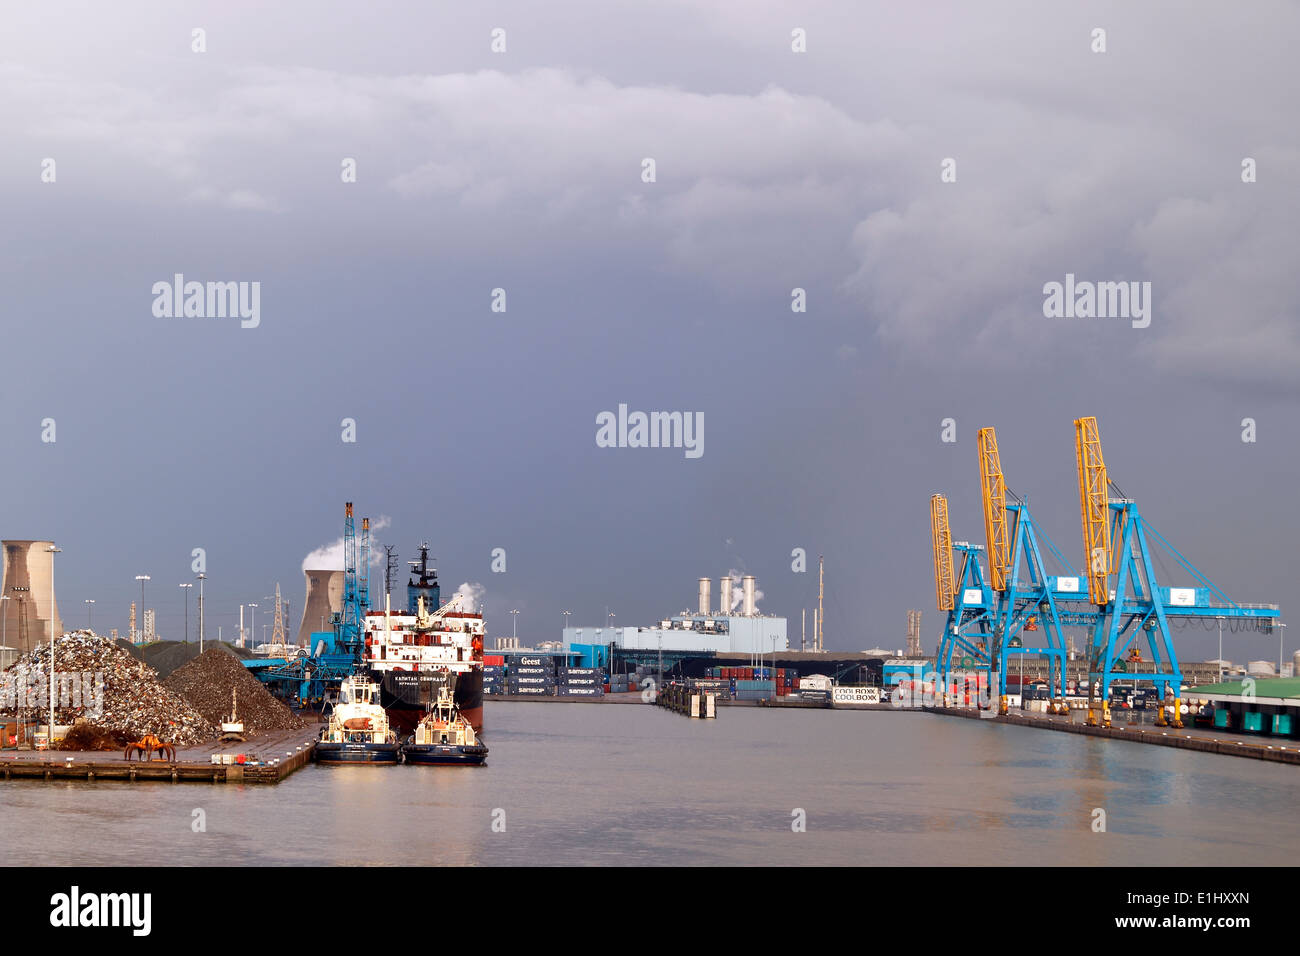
{"left": 735, "top": 679, "right": 776, "bottom": 701}
{"left": 483, "top": 663, "right": 505, "bottom": 695}
{"left": 609, "top": 671, "right": 631, "bottom": 693}
{"left": 507, "top": 654, "right": 556, "bottom": 696}
{"left": 557, "top": 666, "right": 606, "bottom": 698}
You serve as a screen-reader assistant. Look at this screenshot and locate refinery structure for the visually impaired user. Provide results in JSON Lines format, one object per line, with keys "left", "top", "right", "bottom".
{"left": 563, "top": 573, "right": 787, "bottom": 656}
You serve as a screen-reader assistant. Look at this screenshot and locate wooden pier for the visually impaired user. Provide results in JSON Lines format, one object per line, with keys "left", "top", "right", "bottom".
{"left": 0, "top": 728, "right": 320, "bottom": 785}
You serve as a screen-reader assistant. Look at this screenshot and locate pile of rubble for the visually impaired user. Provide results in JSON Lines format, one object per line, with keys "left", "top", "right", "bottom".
{"left": 0, "top": 631, "right": 212, "bottom": 746}
{"left": 164, "top": 647, "right": 303, "bottom": 736}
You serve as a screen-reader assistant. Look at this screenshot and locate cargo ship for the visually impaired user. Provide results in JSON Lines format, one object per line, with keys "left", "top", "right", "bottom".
{"left": 402, "top": 683, "right": 489, "bottom": 766}
{"left": 362, "top": 544, "right": 485, "bottom": 736}
{"left": 316, "top": 674, "right": 401, "bottom": 764}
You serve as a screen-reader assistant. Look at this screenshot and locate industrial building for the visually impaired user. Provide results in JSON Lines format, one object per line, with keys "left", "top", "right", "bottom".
{"left": 563, "top": 574, "right": 788, "bottom": 657}
{"left": 1, "top": 540, "right": 61, "bottom": 654}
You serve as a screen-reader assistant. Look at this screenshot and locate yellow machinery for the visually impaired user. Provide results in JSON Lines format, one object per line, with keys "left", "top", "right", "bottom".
{"left": 977, "top": 428, "right": 1011, "bottom": 592}
{"left": 1073, "top": 416, "right": 1113, "bottom": 606}
{"left": 930, "top": 494, "right": 955, "bottom": 612}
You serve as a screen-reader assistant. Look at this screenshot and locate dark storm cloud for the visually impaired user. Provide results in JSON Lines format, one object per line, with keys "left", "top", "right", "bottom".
{"left": 0, "top": 1, "right": 1294, "bottom": 662}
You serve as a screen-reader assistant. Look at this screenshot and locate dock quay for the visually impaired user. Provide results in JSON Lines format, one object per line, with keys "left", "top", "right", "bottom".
{"left": 927, "top": 706, "right": 1300, "bottom": 765}
{"left": 0, "top": 727, "right": 319, "bottom": 785}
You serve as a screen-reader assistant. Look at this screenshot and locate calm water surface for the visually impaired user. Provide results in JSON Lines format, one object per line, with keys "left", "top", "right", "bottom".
{"left": 2, "top": 703, "right": 1297, "bottom": 865}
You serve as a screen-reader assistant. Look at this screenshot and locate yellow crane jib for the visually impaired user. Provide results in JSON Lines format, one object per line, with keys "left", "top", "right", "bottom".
{"left": 930, "top": 494, "right": 956, "bottom": 612}
{"left": 976, "top": 427, "right": 1010, "bottom": 592}
{"left": 1073, "top": 416, "right": 1112, "bottom": 606}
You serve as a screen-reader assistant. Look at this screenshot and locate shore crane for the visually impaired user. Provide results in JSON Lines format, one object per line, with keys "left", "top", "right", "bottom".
{"left": 931, "top": 494, "right": 996, "bottom": 695}
{"left": 1072, "top": 417, "right": 1281, "bottom": 702}
{"left": 977, "top": 427, "right": 1101, "bottom": 703}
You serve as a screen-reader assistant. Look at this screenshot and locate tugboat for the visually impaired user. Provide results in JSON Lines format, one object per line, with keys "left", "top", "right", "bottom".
{"left": 315, "top": 674, "right": 401, "bottom": 765}
{"left": 402, "top": 683, "right": 489, "bottom": 766}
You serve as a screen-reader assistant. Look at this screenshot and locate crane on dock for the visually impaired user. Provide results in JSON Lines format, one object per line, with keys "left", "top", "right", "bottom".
{"left": 1071, "top": 417, "right": 1281, "bottom": 702}
{"left": 976, "top": 427, "right": 1099, "bottom": 704}
{"left": 245, "top": 502, "right": 372, "bottom": 709}
{"left": 931, "top": 493, "right": 996, "bottom": 692}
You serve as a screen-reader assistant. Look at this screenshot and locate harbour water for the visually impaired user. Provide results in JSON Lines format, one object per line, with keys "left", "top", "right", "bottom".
{"left": 3, "top": 703, "right": 1298, "bottom": 866}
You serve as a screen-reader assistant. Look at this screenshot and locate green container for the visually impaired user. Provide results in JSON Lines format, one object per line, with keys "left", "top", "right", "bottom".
{"left": 1272, "top": 713, "right": 1293, "bottom": 736}
{"left": 1213, "top": 708, "right": 1230, "bottom": 728}
{"left": 1242, "top": 711, "right": 1264, "bottom": 733}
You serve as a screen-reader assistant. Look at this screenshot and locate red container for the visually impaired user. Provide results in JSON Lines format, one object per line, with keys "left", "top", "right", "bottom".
{"left": 484, "top": 655, "right": 505, "bottom": 666}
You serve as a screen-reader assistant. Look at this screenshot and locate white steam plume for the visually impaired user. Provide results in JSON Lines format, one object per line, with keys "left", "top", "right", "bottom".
{"left": 447, "top": 582, "right": 486, "bottom": 613}
{"left": 726, "top": 568, "right": 762, "bottom": 612}
{"left": 301, "top": 515, "right": 392, "bottom": 571}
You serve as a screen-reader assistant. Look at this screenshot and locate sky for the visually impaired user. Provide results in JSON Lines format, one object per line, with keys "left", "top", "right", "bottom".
{"left": 1, "top": 1, "right": 1295, "bottom": 661}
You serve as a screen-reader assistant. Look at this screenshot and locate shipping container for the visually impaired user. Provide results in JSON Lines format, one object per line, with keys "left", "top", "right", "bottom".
{"left": 558, "top": 687, "right": 604, "bottom": 697}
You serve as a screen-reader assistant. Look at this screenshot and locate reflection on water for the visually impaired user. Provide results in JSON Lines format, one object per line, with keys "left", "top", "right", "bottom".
{"left": 2, "top": 703, "right": 1298, "bottom": 866}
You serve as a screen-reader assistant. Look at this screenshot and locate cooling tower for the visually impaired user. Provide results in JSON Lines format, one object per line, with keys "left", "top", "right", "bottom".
{"left": 697, "top": 577, "right": 711, "bottom": 616}
{"left": 719, "top": 576, "right": 733, "bottom": 616}
{"left": 297, "top": 569, "right": 344, "bottom": 646}
{"left": 2, "top": 540, "right": 62, "bottom": 654}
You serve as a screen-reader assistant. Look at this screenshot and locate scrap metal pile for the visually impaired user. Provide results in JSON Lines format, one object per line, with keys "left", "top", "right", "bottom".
{"left": 163, "top": 648, "right": 304, "bottom": 736}
{"left": 0, "top": 631, "right": 211, "bottom": 746}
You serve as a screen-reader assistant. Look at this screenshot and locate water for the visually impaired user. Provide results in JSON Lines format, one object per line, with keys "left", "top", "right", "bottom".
{"left": 3, "top": 703, "right": 1298, "bottom": 865}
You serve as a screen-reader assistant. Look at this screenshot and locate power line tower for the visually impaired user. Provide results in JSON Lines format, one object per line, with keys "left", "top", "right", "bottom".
{"left": 270, "top": 582, "right": 286, "bottom": 644}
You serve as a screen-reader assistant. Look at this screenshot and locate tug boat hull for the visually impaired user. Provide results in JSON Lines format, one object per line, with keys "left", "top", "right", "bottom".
{"left": 401, "top": 743, "right": 488, "bottom": 766}
{"left": 314, "top": 741, "right": 402, "bottom": 765}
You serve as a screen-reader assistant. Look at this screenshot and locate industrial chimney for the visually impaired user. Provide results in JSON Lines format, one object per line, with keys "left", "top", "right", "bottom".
{"left": 2, "top": 540, "right": 61, "bottom": 654}
{"left": 719, "top": 576, "right": 733, "bottom": 616}
{"left": 742, "top": 575, "right": 757, "bottom": 616}
{"left": 298, "top": 569, "right": 345, "bottom": 646}
{"left": 697, "top": 577, "right": 712, "bottom": 617}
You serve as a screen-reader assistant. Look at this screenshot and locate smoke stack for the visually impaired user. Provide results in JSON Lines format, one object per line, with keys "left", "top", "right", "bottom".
{"left": 2, "top": 540, "right": 61, "bottom": 653}
{"left": 742, "top": 575, "right": 757, "bottom": 616}
{"left": 719, "top": 576, "right": 733, "bottom": 616}
{"left": 298, "top": 569, "right": 345, "bottom": 646}
{"left": 697, "top": 577, "right": 711, "bottom": 616}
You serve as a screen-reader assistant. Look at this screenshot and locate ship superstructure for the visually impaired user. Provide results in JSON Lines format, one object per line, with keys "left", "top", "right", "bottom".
{"left": 363, "top": 544, "right": 485, "bottom": 734}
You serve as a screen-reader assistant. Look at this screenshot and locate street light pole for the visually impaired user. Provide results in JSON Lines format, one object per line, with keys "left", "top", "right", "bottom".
{"left": 47, "top": 545, "right": 61, "bottom": 746}
{"left": 197, "top": 573, "right": 206, "bottom": 653}
{"left": 179, "top": 583, "right": 192, "bottom": 643}
{"left": 249, "top": 604, "right": 258, "bottom": 650}
{"left": 84, "top": 599, "right": 94, "bottom": 631}
{"left": 510, "top": 609, "right": 519, "bottom": 642}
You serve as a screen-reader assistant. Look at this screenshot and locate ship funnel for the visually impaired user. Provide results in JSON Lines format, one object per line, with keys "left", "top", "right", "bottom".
{"left": 697, "top": 577, "right": 712, "bottom": 616}
{"left": 719, "top": 576, "right": 733, "bottom": 616}
{"left": 298, "top": 569, "right": 345, "bottom": 646}
{"left": 2, "top": 540, "right": 61, "bottom": 653}
{"left": 742, "top": 575, "right": 757, "bottom": 616}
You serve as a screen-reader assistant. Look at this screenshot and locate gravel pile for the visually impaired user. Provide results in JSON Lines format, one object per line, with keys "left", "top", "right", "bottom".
{"left": 164, "top": 647, "right": 303, "bottom": 736}
{"left": 0, "top": 631, "right": 212, "bottom": 746}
